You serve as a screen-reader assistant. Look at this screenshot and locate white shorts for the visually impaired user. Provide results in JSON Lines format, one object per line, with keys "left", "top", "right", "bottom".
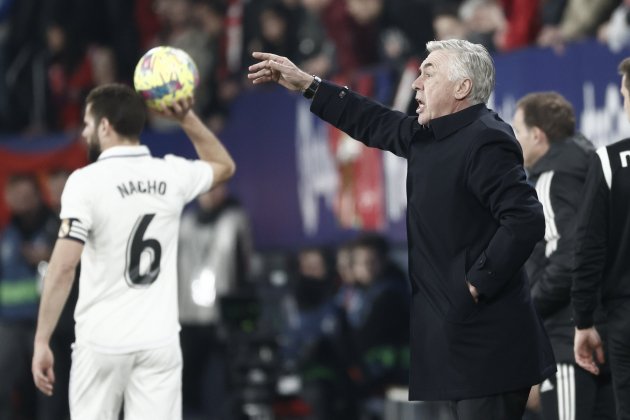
{"left": 69, "top": 340, "right": 182, "bottom": 420}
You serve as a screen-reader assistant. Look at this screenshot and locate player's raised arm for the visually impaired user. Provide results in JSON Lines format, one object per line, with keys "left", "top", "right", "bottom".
{"left": 156, "top": 98, "right": 236, "bottom": 187}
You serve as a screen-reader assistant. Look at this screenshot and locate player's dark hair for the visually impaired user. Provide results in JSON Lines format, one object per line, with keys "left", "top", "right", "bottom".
{"left": 516, "top": 92, "right": 575, "bottom": 142}
{"left": 85, "top": 84, "right": 147, "bottom": 139}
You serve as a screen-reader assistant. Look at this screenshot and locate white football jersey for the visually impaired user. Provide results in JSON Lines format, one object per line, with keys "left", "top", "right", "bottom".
{"left": 59, "top": 145, "right": 214, "bottom": 353}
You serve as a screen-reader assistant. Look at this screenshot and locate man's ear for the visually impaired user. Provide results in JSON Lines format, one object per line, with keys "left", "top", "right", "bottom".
{"left": 532, "top": 126, "right": 548, "bottom": 145}
{"left": 454, "top": 78, "right": 472, "bottom": 100}
{"left": 98, "top": 117, "right": 111, "bottom": 135}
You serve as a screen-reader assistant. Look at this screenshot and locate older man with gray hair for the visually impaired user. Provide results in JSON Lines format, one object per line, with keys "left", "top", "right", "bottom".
{"left": 248, "top": 39, "right": 556, "bottom": 419}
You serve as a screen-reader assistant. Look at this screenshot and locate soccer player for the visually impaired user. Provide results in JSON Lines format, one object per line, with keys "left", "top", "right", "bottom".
{"left": 31, "top": 83, "right": 235, "bottom": 420}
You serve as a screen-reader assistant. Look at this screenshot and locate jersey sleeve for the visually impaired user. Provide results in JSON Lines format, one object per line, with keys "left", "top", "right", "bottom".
{"left": 58, "top": 170, "right": 92, "bottom": 243}
{"left": 164, "top": 154, "right": 215, "bottom": 202}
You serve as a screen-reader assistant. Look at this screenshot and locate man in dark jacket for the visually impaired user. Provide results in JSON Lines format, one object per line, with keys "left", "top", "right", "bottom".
{"left": 248, "top": 39, "right": 555, "bottom": 419}
{"left": 513, "top": 92, "right": 615, "bottom": 419}
{"left": 572, "top": 57, "right": 630, "bottom": 420}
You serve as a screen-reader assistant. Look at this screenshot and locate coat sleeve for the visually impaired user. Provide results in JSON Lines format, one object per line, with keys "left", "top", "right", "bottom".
{"left": 465, "top": 136, "right": 546, "bottom": 300}
{"left": 530, "top": 172, "right": 583, "bottom": 318}
{"left": 572, "top": 155, "right": 609, "bottom": 329}
{"left": 310, "top": 80, "right": 421, "bottom": 159}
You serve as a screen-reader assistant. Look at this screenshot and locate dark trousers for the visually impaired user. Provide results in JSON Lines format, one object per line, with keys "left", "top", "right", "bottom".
{"left": 607, "top": 300, "right": 630, "bottom": 420}
{"left": 449, "top": 387, "right": 531, "bottom": 420}
{"left": 539, "top": 362, "right": 615, "bottom": 420}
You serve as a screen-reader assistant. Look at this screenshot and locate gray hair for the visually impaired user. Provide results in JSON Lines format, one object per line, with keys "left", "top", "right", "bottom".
{"left": 426, "top": 39, "right": 495, "bottom": 104}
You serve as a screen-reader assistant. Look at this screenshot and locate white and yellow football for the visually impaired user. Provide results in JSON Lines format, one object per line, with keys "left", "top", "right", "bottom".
{"left": 133, "top": 46, "right": 199, "bottom": 110}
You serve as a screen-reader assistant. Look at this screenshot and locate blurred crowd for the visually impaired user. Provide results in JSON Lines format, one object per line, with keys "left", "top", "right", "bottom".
{"left": 2, "top": 0, "right": 630, "bottom": 137}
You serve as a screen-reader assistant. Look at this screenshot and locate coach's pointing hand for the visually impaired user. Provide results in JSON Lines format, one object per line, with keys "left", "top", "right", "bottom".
{"left": 248, "top": 52, "right": 313, "bottom": 92}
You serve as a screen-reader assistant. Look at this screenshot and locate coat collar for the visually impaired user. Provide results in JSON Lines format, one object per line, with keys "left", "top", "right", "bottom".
{"left": 428, "top": 103, "right": 487, "bottom": 141}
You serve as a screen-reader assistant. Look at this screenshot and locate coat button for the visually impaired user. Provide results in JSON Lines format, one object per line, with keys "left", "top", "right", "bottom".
{"left": 339, "top": 90, "right": 347, "bottom": 98}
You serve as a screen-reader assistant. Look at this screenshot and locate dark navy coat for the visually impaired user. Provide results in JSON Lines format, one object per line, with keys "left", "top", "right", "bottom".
{"left": 310, "top": 81, "right": 556, "bottom": 401}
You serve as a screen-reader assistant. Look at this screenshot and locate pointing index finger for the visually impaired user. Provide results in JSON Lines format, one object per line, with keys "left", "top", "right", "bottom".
{"left": 252, "top": 52, "right": 280, "bottom": 62}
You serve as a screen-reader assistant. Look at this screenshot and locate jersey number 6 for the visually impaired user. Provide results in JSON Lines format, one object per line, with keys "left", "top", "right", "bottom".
{"left": 125, "top": 213, "right": 162, "bottom": 287}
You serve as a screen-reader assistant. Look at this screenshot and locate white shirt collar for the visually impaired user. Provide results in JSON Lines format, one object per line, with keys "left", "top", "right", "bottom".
{"left": 97, "top": 145, "right": 151, "bottom": 161}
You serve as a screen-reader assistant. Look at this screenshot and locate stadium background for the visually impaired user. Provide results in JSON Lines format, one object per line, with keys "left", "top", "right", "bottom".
{"left": 2, "top": 0, "right": 630, "bottom": 419}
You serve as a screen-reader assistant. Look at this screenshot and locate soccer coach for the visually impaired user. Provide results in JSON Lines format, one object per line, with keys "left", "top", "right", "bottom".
{"left": 248, "top": 39, "right": 555, "bottom": 419}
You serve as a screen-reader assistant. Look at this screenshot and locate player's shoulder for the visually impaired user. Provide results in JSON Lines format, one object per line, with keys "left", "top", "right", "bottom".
{"left": 162, "top": 153, "right": 212, "bottom": 172}
{"left": 162, "top": 153, "right": 190, "bottom": 165}
{"left": 162, "top": 153, "right": 197, "bottom": 165}
{"left": 64, "top": 165, "right": 94, "bottom": 189}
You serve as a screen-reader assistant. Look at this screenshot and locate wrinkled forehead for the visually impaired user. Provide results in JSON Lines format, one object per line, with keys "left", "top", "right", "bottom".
{"left": 420, "top": 49, "right": 452, "bottom": 72}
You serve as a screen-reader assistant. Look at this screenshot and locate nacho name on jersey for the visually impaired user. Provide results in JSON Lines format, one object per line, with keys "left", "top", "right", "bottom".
{"left": 117, "top": 179, "right": 167, "bottom": 198}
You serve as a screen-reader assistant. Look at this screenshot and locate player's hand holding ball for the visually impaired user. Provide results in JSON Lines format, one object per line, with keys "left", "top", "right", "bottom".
{"left": 133, "top": 46, "right": 198, "bottom": 121}
{"left": 155, "top": 97, "right": 195, "bottom": 121}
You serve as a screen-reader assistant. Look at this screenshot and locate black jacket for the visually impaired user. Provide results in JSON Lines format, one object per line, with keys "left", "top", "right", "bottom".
{"left": 311, "top": 81, "right": 556, "bottom": 400}
{"left": 573, "top": 138, "right": 630, "bottom": 328}
{"left": 525, "top": 135, "right": 594, "bottom": 362}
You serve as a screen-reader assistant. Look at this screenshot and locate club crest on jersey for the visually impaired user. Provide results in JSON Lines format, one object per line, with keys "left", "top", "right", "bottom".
{"left": 117, "top": 180, "right": 167, "bottom": 198}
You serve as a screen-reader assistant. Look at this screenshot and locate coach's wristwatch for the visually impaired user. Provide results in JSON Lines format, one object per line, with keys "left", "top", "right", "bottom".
{"left": 303, "top": 75, "right": 321, "bottom": 100}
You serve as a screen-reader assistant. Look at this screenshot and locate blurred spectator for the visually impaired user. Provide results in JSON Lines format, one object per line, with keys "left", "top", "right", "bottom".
{"left": 434, "top": 0, "right": 540, "bottom": 52}
{"left": 0, "top": 174, "right": 58, "bottom": 420}
{"left": 282, "top": 245, "right": 357, "bottom": 420}
{"left": 433, "top": 3, "right": 468, "bottom": 41}
{"left": 379, "top": 0, "right": 435, "bottom": 64}
{"left": 459, "top": 0, "right": 506, "bottom": 52}
{"left": 298, "top": 0, "right": 380, "bottom": 77}
{"left": 346, "top": 233, "right": 410, "bottom": 420}
{"left": 134, "top": 0, "right": 162, "bottom": 51}
{"left": 150, "top": 0, "right": 214, "bottom": 130}
{"left": 334, "top": 241, "right": 357, "bottom": 312}
{"left": 380, "top": 0, "right": 434, "bottom": 59}
{"left": 293, "top": 0, "right": 337, "bottom": 78}
{"left": 0, "top": 0, "right": 15, "bottom": 130}
{"left": 1, "top": 0, "right": 50, "bottom": 133}
{"left": 495, "top": 0, "right": 541, "bottom": 52}
{"left": 45, "top": 21, "right": 98, "bottom": 132}
{"left": 598, "top": 0, "right": 630, "bottom": 53}
{"left": 1, "top": 0, "right": 138, "bottom": 134}
{"left": 540, "top": 0, "right": 567, "bottom": 26}
{"left": 293, "top": 246, "right": 336, "bottom": 311}
{"left": 44, "top": 170, "right": 70, "bottom": 215}
{"left": 538, "top": 0, "right": 619, "bottom": 52}
{"left": 177, "top": 183, "right": 253, "bottom": 420}
{"left": 191, "top": 0, "right": 229, "bottom": 130}
{"left": 248, "top": 2, "right": 297, "bottom": 60}
{"left": 70, "top": 0, "right": 139, "bottom": 84}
